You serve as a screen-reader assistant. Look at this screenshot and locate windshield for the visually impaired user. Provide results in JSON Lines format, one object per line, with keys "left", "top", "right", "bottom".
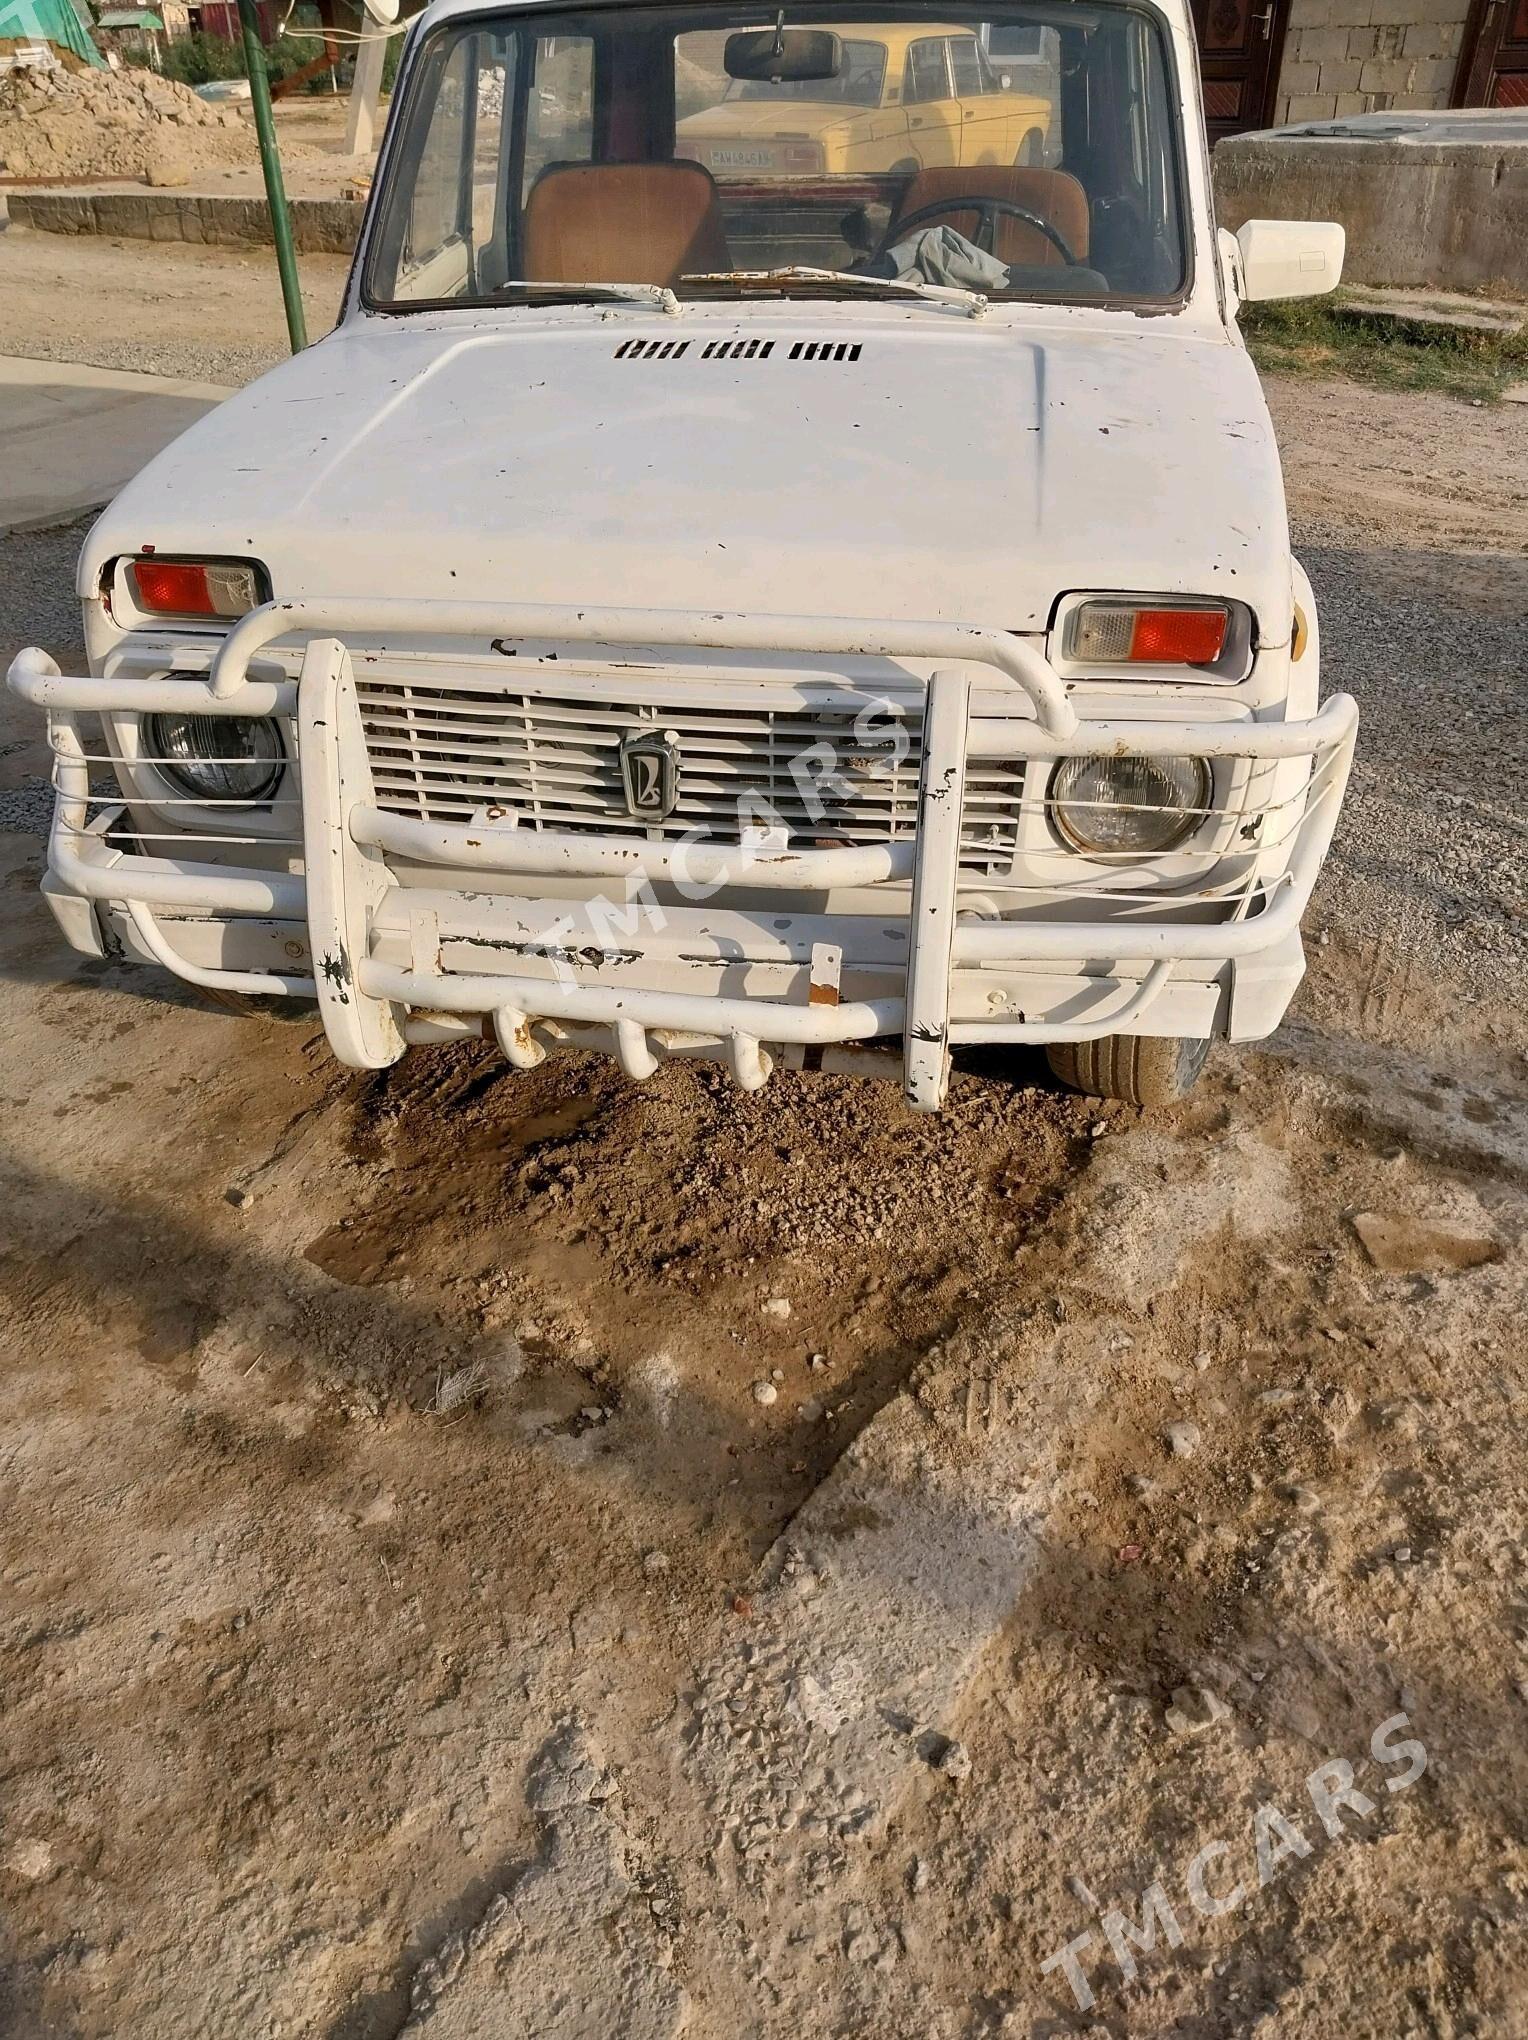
{"left": 365, "top": 2, "right": 1188, "bottom": 310}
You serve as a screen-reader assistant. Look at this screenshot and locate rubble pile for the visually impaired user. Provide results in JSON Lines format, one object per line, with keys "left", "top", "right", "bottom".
{"left": 0, "top": 56, "right": 262, "bottom": 185}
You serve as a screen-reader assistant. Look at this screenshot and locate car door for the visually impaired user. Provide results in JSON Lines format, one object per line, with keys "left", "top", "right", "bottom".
{"left": 949, "top": 34, "right": 994, "bottom": 162}
{"left": 955, "top": 34, "right": 1049, "bottom": 165}
{"left": 902, "top": 36, "right": 958, "bottom": 167}
{"left": 836, "top": 37, "right": 907, "bottom": 171}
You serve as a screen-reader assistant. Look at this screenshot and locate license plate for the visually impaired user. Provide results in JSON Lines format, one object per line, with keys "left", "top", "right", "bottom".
{"left": 709, "top": 147, "right": 775, "bottom": 168}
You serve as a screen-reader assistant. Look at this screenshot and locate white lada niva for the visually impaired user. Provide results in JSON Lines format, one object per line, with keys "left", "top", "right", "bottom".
{"left": 10, "top": 0, "right": 1355, "bottom": 1109}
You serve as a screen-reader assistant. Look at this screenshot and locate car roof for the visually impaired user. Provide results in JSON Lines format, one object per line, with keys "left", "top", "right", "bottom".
{"left": 414, "top": 0, "right": 993, "bottom": 40}
{"left": 416, "top": 0, "right": 1190, "bottom": 33}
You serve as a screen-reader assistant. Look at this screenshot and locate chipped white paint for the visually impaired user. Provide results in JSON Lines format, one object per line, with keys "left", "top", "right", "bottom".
{"left": 4, "top": 0, "right": 1355, "bottom": 1109}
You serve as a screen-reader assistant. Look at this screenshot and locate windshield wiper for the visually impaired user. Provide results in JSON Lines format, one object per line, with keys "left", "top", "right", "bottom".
{"left": 680, "top": 266, "right": 987, "bottom": 317}
{"left": 491, "top": 281, "right": 682, "bottom": 315}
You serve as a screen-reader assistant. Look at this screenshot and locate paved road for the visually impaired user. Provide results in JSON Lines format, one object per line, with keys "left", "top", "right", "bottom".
{"left": 0, "top": 355, "right": 229, "bottom": 535}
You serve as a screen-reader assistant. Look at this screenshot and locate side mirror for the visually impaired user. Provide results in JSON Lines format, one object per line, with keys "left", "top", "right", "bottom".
{"left": 1234, "top": 218, "right": 1344, "bottom": 301}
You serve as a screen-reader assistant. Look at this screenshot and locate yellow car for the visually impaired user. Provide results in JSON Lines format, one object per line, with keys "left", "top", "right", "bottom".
{"left": 675, "top": 23, "right": 1053, "bottom": 178}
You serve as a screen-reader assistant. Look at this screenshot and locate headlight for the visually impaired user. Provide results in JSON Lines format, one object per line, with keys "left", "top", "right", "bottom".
{"left": 141, "top": 713, "right": 286, "bottom": 807}
{"left": 1049, "top": 754, "right": 1210, "bottom": 855}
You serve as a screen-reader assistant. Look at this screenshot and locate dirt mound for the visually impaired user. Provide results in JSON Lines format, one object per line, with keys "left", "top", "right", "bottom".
{"left": 0, "top": 57, "right": 268, "bottom": 185}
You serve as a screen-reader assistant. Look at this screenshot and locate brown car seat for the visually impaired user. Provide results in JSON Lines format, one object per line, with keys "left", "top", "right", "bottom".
{"left": 892, "top": 166, "right": 1090, "bottom": 268}
{"left": 522, "top": 161, "right": 730, "bottom": 290}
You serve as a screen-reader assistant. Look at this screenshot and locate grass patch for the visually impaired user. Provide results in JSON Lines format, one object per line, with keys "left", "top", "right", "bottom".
{"left": 1242, "top": 292, "right": 1528, "bottom": 404}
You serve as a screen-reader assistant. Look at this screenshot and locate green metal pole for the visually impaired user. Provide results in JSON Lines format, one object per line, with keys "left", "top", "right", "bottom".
{"left": 237, "top": 0, "right": 308, "bottom": 354}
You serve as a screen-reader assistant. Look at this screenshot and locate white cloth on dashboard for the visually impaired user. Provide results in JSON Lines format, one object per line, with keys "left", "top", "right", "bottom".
{"left": 879, "top": 224, "right": 1012, "bottom": 292}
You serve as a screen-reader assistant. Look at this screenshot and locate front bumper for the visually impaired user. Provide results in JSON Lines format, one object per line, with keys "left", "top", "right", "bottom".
{"left": 8, "top": 597, "right": 1357, "bottom": 1111}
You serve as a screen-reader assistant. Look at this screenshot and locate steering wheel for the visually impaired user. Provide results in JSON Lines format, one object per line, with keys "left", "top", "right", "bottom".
{"left": 882, "top": 194, "right": 1078, "bottom": 268}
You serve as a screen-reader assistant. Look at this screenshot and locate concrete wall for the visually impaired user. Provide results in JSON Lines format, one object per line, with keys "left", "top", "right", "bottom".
{"left": 1213, "top": 125, "right": 1528, "bottom": 289}
{"left": 1271, "top": 0, "right": 1471, "bottom": 125}
{"left": 6, "top": 190, "right": 362, "bottom": 255}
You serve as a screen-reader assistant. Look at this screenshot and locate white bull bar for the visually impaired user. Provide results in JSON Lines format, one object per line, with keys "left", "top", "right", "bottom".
{"left": 9, "top": 596, "right": 1357, "bottom": 1112}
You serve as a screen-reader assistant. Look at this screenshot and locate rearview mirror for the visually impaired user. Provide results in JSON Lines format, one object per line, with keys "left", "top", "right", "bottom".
{"left": 1234, "top": 218, "right": 1345, "bottom": 301}
{"left": 724, "top": 27, "right": 844, "bottom": 82}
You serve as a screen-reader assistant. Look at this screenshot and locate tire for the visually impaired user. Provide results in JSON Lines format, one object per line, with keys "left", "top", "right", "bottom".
{"left": 1046, "top": 1033, "right": 1211, "bottom": 1107}
{"left": 1017, "top": 128, "right": 1044, "bottom": 166}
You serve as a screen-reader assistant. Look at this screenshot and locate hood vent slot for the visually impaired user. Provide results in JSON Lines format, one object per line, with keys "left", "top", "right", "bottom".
{"left": 614, "top": 338, "right": 690, "bottom": 360}
{"left": 612, "top": 336, "right": 863, "bottom": 364}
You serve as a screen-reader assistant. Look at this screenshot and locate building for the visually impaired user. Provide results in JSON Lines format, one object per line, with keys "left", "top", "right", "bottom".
{"left": 93, "top": 4, "right": 167, "bottom": 61}
{"left": 184, "top": 0, "right": 277, "bottom": 35}
{"left": 1194, "top": 0, "right": 1527, "bottom": 138}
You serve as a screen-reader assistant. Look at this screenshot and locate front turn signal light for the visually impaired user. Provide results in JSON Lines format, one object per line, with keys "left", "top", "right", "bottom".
{"left": 1068, "top": 600, "right": 1229, "bottom": 667}
{"left": 126, "top": 557, "right": 265, "bottom": 620}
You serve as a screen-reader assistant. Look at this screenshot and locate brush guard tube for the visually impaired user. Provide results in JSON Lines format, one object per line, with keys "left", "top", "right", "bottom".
{"left": 9, "top": 599, "right": 1358, "bottom": 1113}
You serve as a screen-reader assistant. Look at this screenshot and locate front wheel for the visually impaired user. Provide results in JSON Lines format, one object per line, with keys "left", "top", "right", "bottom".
{"left": 1046, "top": 1033, "right": 1211, "bottom": 1106}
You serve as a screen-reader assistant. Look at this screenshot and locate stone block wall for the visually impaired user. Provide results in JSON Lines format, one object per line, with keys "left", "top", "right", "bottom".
{"left": 7, "top": 191, "right": 362, "bottom": 256}
{"left": 1271, "top": 0, "right": 1471, "bottom": 124}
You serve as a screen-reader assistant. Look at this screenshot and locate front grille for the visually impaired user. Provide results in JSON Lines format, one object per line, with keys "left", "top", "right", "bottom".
{"left": 355, "top": 681, "right": 1025, "bottom": 876}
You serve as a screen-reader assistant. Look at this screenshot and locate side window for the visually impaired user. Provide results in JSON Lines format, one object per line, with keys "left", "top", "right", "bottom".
{"left": 905, "top": 38, "right": 950, "bottom": 104}
{"left": 387, "top": 31, "right": 507, "bottom": 302}
{"left": 842, "top": 37, "right": 889, "bottom": 106}
{"left": 400, "top": 36, "right": 470, "bottom": 285}
{"left": 949, "top": 36, "right": 984, "bottom": 97}
{"left": 522, "top": 33, "right": 594, "bottom": 195}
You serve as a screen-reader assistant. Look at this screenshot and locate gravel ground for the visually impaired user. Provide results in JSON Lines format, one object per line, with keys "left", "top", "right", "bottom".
{"left": 0, "top": 524, "right": 85, "bottom": 669}
{"left": 1294, "top": 537, "right": 1527, "bottom": 1021}
{"left": 0, "top": 224, "right": 350, "bottom": 389}
{"left": 1268, "top": 376, "right": 1528, "bottom": 556}
{"left": 0, "top": 525, "right": 89, "bottom": 832}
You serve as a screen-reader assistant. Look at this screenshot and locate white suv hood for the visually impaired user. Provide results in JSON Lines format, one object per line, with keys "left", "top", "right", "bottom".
{"left": 86, "top": 310, "right": 1293, "bottom": 642}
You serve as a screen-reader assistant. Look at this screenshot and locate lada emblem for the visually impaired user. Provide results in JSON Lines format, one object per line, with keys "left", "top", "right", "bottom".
{"left": 618, "top": 728, "right": 681, "bottom": 820}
